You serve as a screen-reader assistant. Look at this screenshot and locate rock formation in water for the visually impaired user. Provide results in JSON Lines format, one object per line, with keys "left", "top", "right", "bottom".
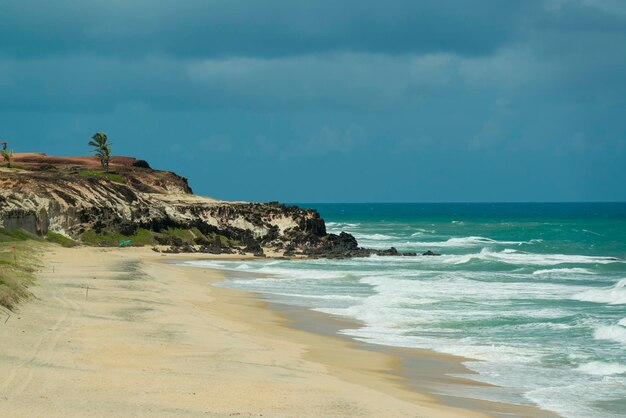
{"left": 0, "top": 153, "right": 412, "bottom": 258}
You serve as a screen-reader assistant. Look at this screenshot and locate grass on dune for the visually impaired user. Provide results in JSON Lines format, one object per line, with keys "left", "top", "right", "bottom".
{"left": 1, "top": 225, "right": 239, "bottom": 310}
{"left": 45, "top": 231, "right": 79, "bottom": 247}
{"left": 0, "top": 228, "right": 43, "bottom": 312}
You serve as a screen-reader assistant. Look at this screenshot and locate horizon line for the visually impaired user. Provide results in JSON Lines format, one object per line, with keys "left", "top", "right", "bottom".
{"left": 288, "top": 201, "right": 626, "bottom": 204}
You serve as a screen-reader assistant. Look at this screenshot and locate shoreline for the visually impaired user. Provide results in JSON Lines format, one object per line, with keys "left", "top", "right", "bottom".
{"left": 190, "top": 260, "right": 557, "bottom": 418}
{"left": 0, "top": 246, "right": 554, "bottom": 417}
{"left": 268, "top": 302, "right": 559, "bottom": 417}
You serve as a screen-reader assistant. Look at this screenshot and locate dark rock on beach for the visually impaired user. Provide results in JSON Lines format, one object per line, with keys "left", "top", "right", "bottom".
{"left": 377, "top": 247, "right": 401, "bottom": 256}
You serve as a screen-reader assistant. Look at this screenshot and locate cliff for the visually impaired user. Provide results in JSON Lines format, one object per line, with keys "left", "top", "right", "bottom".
{"left": 0, "top": 154, "right": 409, "bottom": 258}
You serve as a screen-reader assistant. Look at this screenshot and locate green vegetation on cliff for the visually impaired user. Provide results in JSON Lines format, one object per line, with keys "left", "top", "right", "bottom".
{"left": 78, "top": 170, "right": 124, "bottom": 183}
{"left": 79, "top": 227, "right": 237, "bottom": 248}
{"left": 80, "top": 228, "right": 156, "bottom": 247}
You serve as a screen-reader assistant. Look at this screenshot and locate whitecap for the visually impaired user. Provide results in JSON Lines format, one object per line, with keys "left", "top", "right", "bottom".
{"left": 338, "top": 324, "right": 538, "bottom": 364}
{"left": 353, "top": 233, "right": 395, "bottom": 240}
{"left": 411, "top": 228, "right": 435, "bottom": 236}
{"left": 576, "top": 361, "right": 626, "bottom": 376}
{"left": 255, "top": 266, "right": 355, "bottom": 280}
{"left": 450, "top": 249, "right": 622, "bottom": 266}
{"left": 525, "top": 381, "right": 626, "bottom": 418}
{"left": 403, "top": 236, "right": 527, "bottom": 248}
{"left": 266, "top": 292, "right": 363, "bottom": 301}
{"left": 533, "top": 268, "right": 595, "bottom": 276}
{"left": 572, "top": 278, "right": 626, "bottom": 305}
{"left": 594, "top": 325, "right": 626, "bottom": 346}
{"left": 326, "top": 222, "right": 358, "bottom": 228}
{"left": 235, "top": 263, "right": 252, "bottom": 270}
{"left": 183, "top": 260, "right": 256, "bottom": 272}
{"left": 582, "top": 229, "right": 606, "bottom": 237}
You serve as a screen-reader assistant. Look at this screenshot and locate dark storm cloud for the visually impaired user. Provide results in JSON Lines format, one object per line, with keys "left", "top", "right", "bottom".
{"left": 533, "top": 0, "right": 626, "bottom": 33}
{"left": 1, "top": 0, "right": 625, "bottom": 201}
{"left": 2, "top": 0, "right": 625, "bottom": 113}
{"left": 1, "top": 0, "right": 530, "bottom": 58}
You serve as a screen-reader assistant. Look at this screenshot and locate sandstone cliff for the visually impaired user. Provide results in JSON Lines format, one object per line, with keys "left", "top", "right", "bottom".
{"left": 0, "top": 154, "right": 408, "bottom": 258}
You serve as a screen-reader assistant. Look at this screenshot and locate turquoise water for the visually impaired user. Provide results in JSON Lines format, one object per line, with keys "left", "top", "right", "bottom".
{"left": 187, "top": 203, "right": 626, "bottom": 417}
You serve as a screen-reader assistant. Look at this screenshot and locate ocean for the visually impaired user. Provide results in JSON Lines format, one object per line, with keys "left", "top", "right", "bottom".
{"left": 185, "top": 203, "right": 626, "bottom": 417}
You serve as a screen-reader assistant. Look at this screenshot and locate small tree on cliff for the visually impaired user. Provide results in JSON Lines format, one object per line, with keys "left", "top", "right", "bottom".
{"left": 89, "top": 132, "right": 112, "bottom": 172}
{"left": 1, "top": 149, "right": 13, "bottom": 168}
{"left": 1, "top": 142, "right": 13, "bottom": 168}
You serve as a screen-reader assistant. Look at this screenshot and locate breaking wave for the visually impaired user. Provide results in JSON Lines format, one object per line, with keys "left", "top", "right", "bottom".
{"left": 572, "top": 278, "right": 626, "bottom": 305}
{"left": 576, "top": 361, "right": 626, "bottom": 376}
{"left": 450, "top": 248, "right": 622, "bottom": 266}
{"left": 594, "top": 325, "right": 626, "bottom": 346}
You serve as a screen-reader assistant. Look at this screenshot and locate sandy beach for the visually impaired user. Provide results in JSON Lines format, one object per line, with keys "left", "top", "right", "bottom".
{"left": 0, "top": 246, "right": 551, "bottom": 417}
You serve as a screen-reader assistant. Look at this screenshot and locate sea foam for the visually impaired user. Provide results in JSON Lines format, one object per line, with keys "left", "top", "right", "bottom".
{"left": 405, "top": 236, "right": 526, "bottom": 248}
{"left": 594, "top": 325, "right": 626, "bottom": 346}
{"left": 450, "top": 248, "right": 622, "bottom": 266}
{"left": 533, "top": 268, "right": 595, "bottom": 275}
{"left": 572, "top": 278, "right": 626, "bottom": 305}
{"left": 352, "top": 233, "right": 395, "bottom": 240}
{"left": 576, "top": 361, "right": 626, "bottom": 376}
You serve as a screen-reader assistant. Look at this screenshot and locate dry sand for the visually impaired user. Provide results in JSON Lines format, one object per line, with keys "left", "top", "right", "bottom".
{"left": 0, "top": 246, "right": 549, "bottom": 417}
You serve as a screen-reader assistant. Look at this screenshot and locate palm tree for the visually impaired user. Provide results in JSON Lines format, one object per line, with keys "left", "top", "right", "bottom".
{"left": 89, "top": 132, "right": 112, "bottom": 172}
{"left": 1, "top": 148, "right": 13, "bottom": 168}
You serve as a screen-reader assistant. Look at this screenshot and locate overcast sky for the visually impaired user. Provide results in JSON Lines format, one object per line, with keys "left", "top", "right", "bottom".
{"left": 1, "top": 0, "right": 625, "bottom": 202}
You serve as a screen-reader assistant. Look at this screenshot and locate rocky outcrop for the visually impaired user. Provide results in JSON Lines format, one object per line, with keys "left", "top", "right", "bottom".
{"left": 0, "top": 154, "right": 413, "bottom": 258}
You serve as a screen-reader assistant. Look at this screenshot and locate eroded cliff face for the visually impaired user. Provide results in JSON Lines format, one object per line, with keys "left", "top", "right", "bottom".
{"left": 1, "top": 154, "right": 412, "bottom": 258}
{"left": 0, "top": 154, "right": 340, "bottom": 256}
